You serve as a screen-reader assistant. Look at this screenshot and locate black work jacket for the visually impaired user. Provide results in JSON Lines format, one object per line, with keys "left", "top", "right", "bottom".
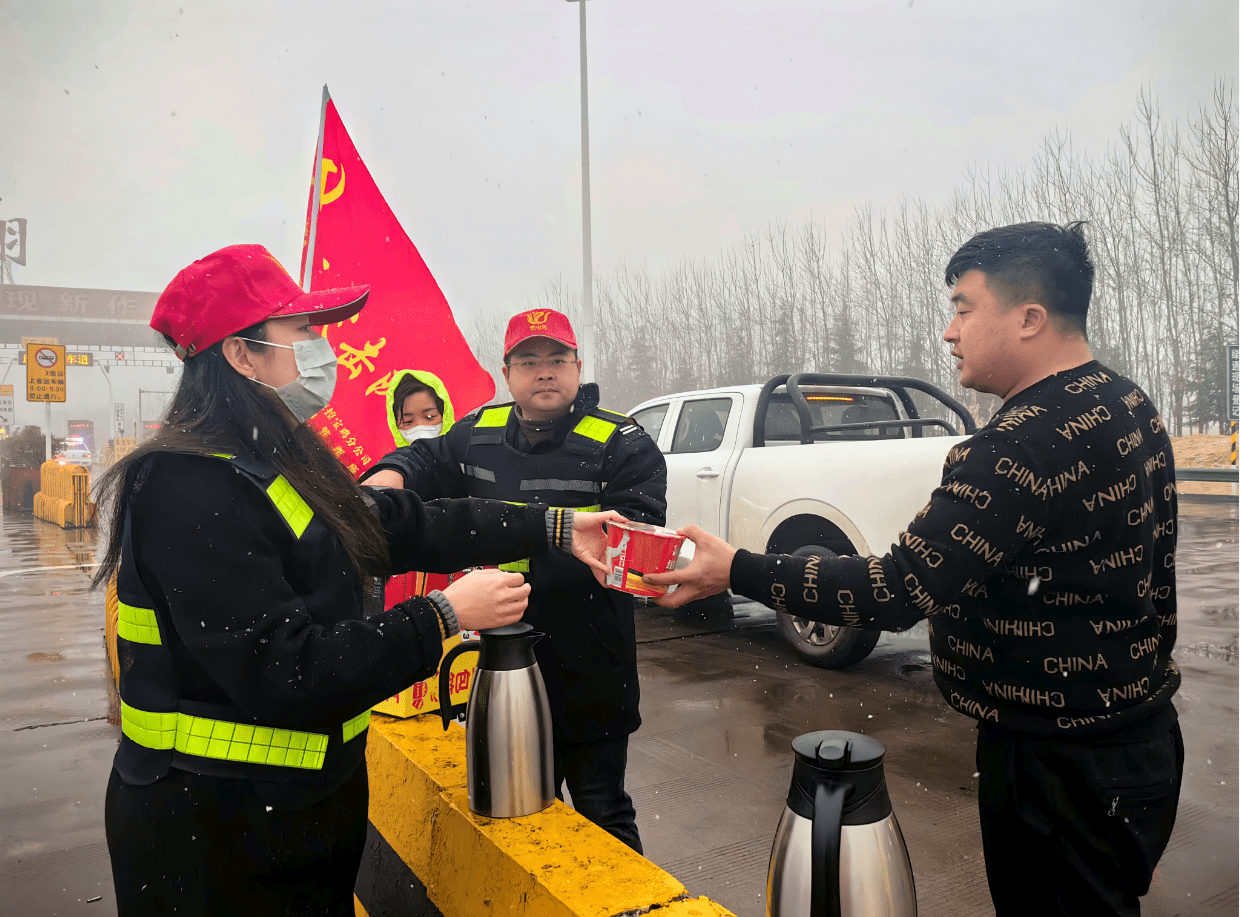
{"left": 366, "top": 384, "right": 668, "bottom": 742}
{"left": 113, "top": 451, "right": 555, "bottom": 808}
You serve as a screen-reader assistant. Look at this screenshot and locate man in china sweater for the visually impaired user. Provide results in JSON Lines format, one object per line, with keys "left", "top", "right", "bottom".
{"left": 649, "top": 222, "right": 1181, "bottom": 917}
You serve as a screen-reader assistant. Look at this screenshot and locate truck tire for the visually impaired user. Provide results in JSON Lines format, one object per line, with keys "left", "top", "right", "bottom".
{"left": 775, "top": 545, "right": 880, "bottom": 668}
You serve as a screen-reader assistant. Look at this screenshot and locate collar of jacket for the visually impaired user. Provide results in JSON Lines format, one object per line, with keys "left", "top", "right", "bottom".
{"left": 513, "top": 382, "right": 601, "bottom": 450}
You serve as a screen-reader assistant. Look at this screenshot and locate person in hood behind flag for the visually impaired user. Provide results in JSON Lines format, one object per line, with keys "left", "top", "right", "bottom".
{"left": 363, "top": 308, "right": 668, "bottom": 853}
{"left": 388, "top": 369, "right": 453, "bottom": 446}
{"left": 93, "top": 247, "right": 624, "bottom": 917}
{"left": 383, "top": 369, "right": 459, "bottom": 607}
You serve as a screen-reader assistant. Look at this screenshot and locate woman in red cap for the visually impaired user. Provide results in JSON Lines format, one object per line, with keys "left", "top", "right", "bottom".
{"left": 92, "top": 245, "right": 619, "bottom": 916}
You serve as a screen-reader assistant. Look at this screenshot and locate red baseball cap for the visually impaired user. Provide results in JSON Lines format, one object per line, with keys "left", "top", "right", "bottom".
{"left": 503, "top": 308, "right": 578, "bottom": 358}
{"left": 151, "top": 244, "right": 369, "bottom": 359}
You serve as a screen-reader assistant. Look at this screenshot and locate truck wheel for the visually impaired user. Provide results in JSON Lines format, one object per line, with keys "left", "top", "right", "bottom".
{"left": 775, "top": 545, "right": 880, "bottom": 668}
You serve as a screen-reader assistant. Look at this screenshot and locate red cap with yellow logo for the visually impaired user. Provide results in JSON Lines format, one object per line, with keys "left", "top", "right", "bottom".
{"left": 503, "top": 308, "right": 578, "bottom": 358}
{"left": 151, "top": 244, "right": 369, "bottom": 360}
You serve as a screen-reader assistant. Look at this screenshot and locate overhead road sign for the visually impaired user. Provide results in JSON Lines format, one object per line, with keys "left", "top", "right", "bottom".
{"left": 26, "top": 342, "right": 66, "bottom": 403}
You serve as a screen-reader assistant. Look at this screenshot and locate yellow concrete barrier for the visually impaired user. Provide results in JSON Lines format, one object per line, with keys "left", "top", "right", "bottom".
{"left": 360, "top": 714, "right": 737, "bottom": 917}
{"left": 105, "top": 573, "right": 120, "bottom": 687}
{"left": 34, "top": 461, "right": 96, "bottom": 528}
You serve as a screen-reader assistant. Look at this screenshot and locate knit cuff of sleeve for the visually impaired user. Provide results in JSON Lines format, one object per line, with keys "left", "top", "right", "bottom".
{"left": 546, "top": 507, "right": 575, "bottom": 553}
{"left": 729, "top": 549, "right": 764, "bottom": 598}
{"left": 427, "top": 589, "right": 460, "bottom": 639}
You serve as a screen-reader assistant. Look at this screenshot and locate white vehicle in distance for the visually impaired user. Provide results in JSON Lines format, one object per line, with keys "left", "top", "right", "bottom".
{"left": 628, "top": 373, "right": 977, "bottom": 668}
{"left": 57, "top": 436, "right": 92, "bottom": 467}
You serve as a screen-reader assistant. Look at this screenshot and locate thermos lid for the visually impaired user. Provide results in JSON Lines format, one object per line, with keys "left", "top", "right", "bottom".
{"left": 792, "top": 730, "right": 885, "bottom": 772}
{"left": 480, "top": 623, "right": 535, "bottom": 638}
{"left": 477, "top": 622, "right": 544, "bottom": 671}
{"left": 786, "top": 730, "right": 893, "bottom": 825}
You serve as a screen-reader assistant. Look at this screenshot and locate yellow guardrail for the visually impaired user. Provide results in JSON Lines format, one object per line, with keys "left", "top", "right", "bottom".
{"left": 359, "top": 714, "right": 735, "bottom": 917}
{"left": 98, "top": 437, "right": 138, "bottom": 469}
{"left": 105, "top": 573, "right": 120, "bottom": 687}
{"left": 34, "top": 461, "right": 96, "bottom": 528}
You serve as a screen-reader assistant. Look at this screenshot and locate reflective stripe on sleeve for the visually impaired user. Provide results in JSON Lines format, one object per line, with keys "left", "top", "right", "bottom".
{"left": 117, "top": 601, "right": 162, "bottom": 646}
{"left": 266, "top": 475, "right": 314, "bottom": 539}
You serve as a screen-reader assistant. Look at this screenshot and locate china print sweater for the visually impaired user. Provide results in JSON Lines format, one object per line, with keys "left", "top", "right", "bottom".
{"left": 730, "top": 362, "right": 1179, "bottom": 737}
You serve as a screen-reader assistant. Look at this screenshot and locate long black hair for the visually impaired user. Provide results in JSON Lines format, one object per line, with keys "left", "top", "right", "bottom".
{"left": 92, "top": 322, "right": 389, "bottom": 589}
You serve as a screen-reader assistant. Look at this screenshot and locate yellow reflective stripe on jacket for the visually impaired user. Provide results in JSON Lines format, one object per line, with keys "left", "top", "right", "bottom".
{"left": 342, "top": 710, "right": 370, "bottom": 743}
{"left": 476, "top": 406, "right": 512, "bottom": 428}
{"left": 573, "top": 415, "right": 618, "bottom": 444}
{"left": 208, "top": 455, "right": 313, "bottom": 539}
{"left": 498, "top": 503, "right": 601, "bottom": 573}
{"left": 116, "top": 601, "right": 161, "bottom": 646}
{"left": 121, "top": 701, "right": 332, "bottom": 770}
{"left": 266, "top": 475, "right": 313, "bottom": 539}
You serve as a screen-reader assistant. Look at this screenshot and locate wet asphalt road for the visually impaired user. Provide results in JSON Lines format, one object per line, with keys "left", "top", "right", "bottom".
{"left": 0, "top": 497, "right": 1235, "bottom": 917}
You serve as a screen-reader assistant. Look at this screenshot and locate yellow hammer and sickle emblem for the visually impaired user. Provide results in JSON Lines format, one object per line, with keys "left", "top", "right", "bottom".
{"left": 320, "top": 159, "right": 346, "bottom": 206}
{"left": 528, "top": 311, "right": 552, "bottom": 325}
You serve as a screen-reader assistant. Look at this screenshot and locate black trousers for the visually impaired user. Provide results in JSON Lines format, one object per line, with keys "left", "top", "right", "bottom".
{"left": 554, "top": 736, "right": 643, "bottom": 855}
{"left": 976, "top": 720, "right": 1183, "bottom": 917}
{"left": 105, "top": 764, "right": 368, "bottom": 916}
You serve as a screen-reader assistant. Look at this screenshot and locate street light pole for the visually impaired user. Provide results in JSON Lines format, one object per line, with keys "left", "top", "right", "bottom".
{"left": 565, "top": 0, "right": 594, "bottom": 382}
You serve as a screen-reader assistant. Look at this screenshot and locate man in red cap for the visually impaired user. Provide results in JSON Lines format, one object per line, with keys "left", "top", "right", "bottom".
{"left": 364, "top": 308, "right": 667, "bottom": 853}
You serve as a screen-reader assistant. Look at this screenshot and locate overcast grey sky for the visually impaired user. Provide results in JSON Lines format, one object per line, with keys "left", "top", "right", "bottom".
{"left": 2, "top": 0, "right": 1236, "bottom": 323}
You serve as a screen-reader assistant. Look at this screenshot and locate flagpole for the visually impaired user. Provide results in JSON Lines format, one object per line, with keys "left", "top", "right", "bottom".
{"left": 303, "top": 84, "right": 330, "bottom": 291}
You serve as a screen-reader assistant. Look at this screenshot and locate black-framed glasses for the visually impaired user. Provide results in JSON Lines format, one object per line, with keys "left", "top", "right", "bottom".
{"left": 506, "top": 358, "right": 576, "bottom": 373}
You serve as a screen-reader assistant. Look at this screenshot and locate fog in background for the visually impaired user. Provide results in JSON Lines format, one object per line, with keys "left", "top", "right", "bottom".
{"left": 2, "top": 0, "right": 1236, "bottom": 434}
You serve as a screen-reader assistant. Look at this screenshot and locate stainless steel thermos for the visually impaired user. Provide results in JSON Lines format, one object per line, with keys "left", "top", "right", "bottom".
{"left": 767, "top": 730, "right": 917, "bottom": 917}
{"left": 438, "top": 623, "right": 555, "bottom": 818}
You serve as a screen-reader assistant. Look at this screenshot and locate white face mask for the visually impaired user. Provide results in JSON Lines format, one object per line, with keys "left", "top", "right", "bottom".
{"left": 238, "top": 335, "right": 337, "bottom": 423}
{"left": 400, "top": 422, "right": 443, "bottom": 442}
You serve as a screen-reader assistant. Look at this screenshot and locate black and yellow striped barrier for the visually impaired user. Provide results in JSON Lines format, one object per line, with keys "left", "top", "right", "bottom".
{"left": 357, "top": 714, "right": 735, "bottom": 917}
{"left": 34, "top": 460, "right": 96, "bottom": 528}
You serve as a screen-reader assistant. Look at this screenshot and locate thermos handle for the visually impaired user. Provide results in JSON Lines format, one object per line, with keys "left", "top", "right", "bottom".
{"left": 438, "top": 641, "right": 481, "bottom": 731}
{"left": 811, "top": 781, "right": 847, "bottom": 917}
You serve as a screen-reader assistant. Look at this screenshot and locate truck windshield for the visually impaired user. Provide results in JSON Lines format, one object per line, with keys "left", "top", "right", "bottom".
{"left": 764, "top": 392, "right": 901, "bottom": 442}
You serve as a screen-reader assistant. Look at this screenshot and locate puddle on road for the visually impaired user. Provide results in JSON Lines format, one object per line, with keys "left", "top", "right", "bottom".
{"left": 26, "top": 652, "right": 65, "bottom": 663}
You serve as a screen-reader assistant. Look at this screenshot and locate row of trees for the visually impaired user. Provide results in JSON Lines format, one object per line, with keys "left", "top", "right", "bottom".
{"left": 468, "top": 83, "right": 1237, "bottom": 433}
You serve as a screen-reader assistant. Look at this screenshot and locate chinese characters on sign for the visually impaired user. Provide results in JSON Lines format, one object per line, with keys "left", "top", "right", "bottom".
{"left": 0, "top": 385, "right": 14, "bottom": 428}
{"left": 19, "top": 350, "right": 93, "bottom": 366}
{"left": 0, "top": 285, "right": 156, "bottom": 321}
{"left": 1227, "top": 344, "right": 1238, "bottom": 422}
{"left": 25, "top": 343, "right": 66, "bottom": 403}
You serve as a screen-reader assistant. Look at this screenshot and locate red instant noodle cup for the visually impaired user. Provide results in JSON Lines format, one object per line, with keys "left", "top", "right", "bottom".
{"left": 603, "top": 521, "right": 686, "bottom": 597}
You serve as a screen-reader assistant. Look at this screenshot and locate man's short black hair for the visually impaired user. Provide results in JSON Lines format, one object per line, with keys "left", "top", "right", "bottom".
{"left": 944, "top": 221, "right": 1095, "bottom": 337}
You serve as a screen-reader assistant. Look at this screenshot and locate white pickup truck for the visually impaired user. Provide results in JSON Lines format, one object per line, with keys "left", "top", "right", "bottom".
{"left": 628, "top": 373, "right": 978, "bottom": 668}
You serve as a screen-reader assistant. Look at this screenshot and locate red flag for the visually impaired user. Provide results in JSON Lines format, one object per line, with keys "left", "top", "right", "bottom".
{"left": 300, "top": 88, "right": 495, "bottom": 478}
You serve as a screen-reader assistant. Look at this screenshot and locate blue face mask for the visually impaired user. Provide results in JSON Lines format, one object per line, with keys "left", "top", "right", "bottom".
{"left": 237, "top": 335, "right": 338, "bottom": 423}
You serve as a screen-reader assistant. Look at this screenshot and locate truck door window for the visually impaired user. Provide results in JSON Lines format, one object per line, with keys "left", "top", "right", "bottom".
{"left": 631, "top": 404, "right": 669, "bottom": 444}
{"left": 670, "top": 398, "right": 730, "bottom": 454}
{"left": 764, "top": 393, "right": 901, "bottom": 442}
